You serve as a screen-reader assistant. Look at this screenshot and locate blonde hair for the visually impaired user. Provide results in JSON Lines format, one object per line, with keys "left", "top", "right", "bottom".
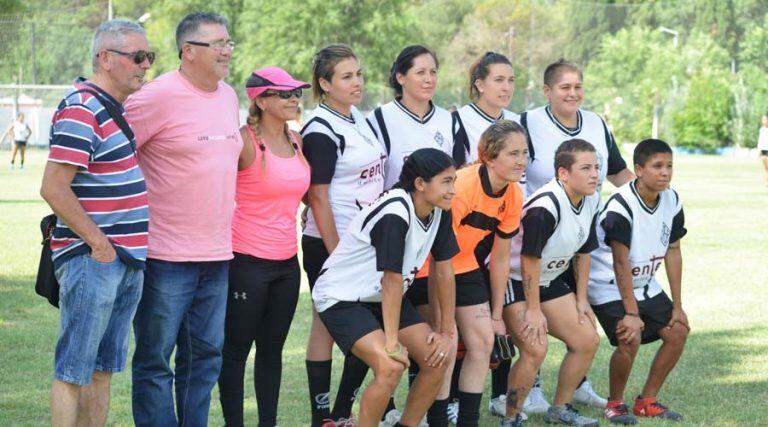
{"left": 246, "top": 99, "right": 307, "bottom": 171}
{"left": 477, "top": 120, "right": 528, "bottom": 164}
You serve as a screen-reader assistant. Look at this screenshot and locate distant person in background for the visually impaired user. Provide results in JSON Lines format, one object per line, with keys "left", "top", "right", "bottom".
{"left": 4, "top": 112, "right": 32, "bottom": 169}
{"left": 759, "top": 114, "right": 768, "bottom": 186}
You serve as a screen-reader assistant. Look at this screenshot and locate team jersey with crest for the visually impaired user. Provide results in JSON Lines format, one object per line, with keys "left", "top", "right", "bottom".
{"left": 588, "top": 181, "right": 686, "bottom": 306}
{"left": 301, "top": 104, "right": 387, "bottom": 239}
{"left": 368, "top": 100, "right": 464, "bottom": 190}
{"left": 454, "top": 103, "right": 520, "bottom": 164}
{"left": 509, "top": 178, "right": 600, "bottom": 286}
{"left": 521, "top": 105, "right": 626, "bottom": 197}
{"left": 418, "top": 163, "right": 522, "bottom": 278}
{"left": 312, "top": 188, "right": 459, "bottom": 312}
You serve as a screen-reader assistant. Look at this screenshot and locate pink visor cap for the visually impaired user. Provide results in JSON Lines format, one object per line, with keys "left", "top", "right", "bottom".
{"left": 245, "top": 66, "right": 311, "bottom": 99}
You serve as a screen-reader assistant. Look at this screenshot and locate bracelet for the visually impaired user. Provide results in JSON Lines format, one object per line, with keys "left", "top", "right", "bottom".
{"left": 492, "top": 317, "right": 503, "bottom": 321}
{"left": 385, "top": 343, "right": 402, "bottom": 356}
{"left": 625, "top": 312, "right": 639, "bottom": 317}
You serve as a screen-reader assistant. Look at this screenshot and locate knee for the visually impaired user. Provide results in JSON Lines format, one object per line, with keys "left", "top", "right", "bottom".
{"left": 664, "top": 324, "right": 689, "bottom": 346}
{"left": 570, "top": 331, "right": 600, "bottom": 355}
{"left": 465, "top": 331, "right": 494, "bottom": 359}
{"left": 616, "top": 337, "right": 640, "bottom": 357}
{"left": 91, "top": 371, "right": 112, "bottom": 384}
{"left": 372, "top": 356, "right": 405, "bottom": 390}
{"left": 519, "top": 341, "right": 547, "bottom": 366}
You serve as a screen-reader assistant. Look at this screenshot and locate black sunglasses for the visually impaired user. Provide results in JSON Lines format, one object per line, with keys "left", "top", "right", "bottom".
{"left": 106, "top": 49, "right": 156, "bottom": 65}
{"left": 262, "top": 88, "right": 303, "bottom": 99}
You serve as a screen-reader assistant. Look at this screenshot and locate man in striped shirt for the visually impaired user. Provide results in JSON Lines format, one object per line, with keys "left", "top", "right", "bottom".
{"left": 40, "top": 20, "right": 152, "bottom": 426}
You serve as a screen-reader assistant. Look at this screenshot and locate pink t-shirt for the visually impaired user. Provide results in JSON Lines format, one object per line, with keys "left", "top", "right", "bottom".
{"left": 125, "top": 70, "right": 242, "bottom": 261}
{"left": 232, "top": 131, "right": 310, "bottom": 260}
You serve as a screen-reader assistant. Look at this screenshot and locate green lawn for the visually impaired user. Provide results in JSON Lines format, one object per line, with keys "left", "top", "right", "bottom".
{"left": 1, "top": 149, "right": 767, "bottom": 426}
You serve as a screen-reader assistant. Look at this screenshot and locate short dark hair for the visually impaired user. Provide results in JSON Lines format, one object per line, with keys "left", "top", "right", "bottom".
{"left": 634, "top": 138, "right": 672, "bottom": 166}
{"left": 468, "top": 51, "right": 512, "bottom": 100}
{"left": 554, "top": 138, "right": 596, "bottom": 172}
{"left": 396, "top": 148, "right": 455, "bottom": 192}
{"left": 311, "top": 44, "right": 357, "bottom": 100}
{"left": 543, "top": 58, "right": 582, "bottom": 87}
{"left": 389, "top": 45, "right": 438, "bottom": 97}
{"left": 176, "top": 12, "right": 228, "bottom": 52}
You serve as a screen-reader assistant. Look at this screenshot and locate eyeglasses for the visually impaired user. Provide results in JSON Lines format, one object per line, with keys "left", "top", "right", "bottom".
{"left": 106, "top": 49, "right": 156, "bottom": 65}
{"left": 185, "top": 39, "right": 236, "bottom": 51}
{"left": 262, "top": 89, "right": 303, "bottom": 99}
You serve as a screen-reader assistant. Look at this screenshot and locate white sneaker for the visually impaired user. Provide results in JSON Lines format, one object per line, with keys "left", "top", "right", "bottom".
{"left": 447, "top": 398, "right": 459, "bottom": 425}
{"left": 379, "top": 409, "right": 401, "bottom": 427}
{"left": 418, "top": 415, "right": 429, "bottom": 427}
{"left": 572, "top": 380, "right": 608, "bottom": 409}
{"left": 523, "top": 386, "right": 550, "bottom": 414}
{"left": 489, "top": 395, "right": 528, "bottom": 420}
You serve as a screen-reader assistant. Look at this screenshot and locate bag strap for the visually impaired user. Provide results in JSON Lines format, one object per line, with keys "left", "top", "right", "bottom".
{"left": 71, "top": 85, "right": 136, "bottom": 153}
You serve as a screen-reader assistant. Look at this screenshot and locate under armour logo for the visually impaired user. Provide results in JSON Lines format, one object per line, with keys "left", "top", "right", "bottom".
{"left": 233, "top": 292, "right": 247, "bottom": 300}
{"left": 315, "top": 392, "right": 331, "bottom": 409}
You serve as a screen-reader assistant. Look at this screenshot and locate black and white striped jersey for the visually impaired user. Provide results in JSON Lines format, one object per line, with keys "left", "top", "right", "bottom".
{"left": 301, "top": 104, "right": 387, "bottom": 239}
{"left": 312, "top": 188, "right": 458, "bottom": 312}
{"left": 509, "top": 178, "right": 600, "bottom": 287}
{"left": 368, "top": 99, "right": 463, "bottom": 190}
{"left": 588, "top": 181, "right": 686, "bottom": 305}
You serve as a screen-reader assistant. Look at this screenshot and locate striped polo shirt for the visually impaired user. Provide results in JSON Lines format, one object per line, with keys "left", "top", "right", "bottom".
{"left": 47, "top": 78, "right": 148, "bottom": 268}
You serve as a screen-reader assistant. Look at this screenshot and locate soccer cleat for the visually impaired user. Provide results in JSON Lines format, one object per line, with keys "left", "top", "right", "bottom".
{"left": 572, "top": 380, "right": 608, "bottom": 409}
{"left": 379, "top": 409, "right": 402, "bottom": 427}
{"left": 489, "top": 395, "right": 528, "bottom": 420}
{"left": 544, "top": 404, "right": 599, "bottom": 426}
{"left": 523, "top": 386, "right": 551, "bottom": 414}
{"left": 604, "top": 400, "right": 638, "bottom": 425}
{"left": 633, "top": 396, "right": 683, "bottom": 421}
{"left": 322, "top": 417, "right": 357, "bottom": 427}
{"left": 500, "top": 413, "right": 526, "bottom": 427}
{"left": 447, "top": 398, "right": 459, "bottom": 425}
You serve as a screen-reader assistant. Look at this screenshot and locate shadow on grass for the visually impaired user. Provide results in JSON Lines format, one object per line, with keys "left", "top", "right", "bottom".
{"left": 1, "top": 288, "right": 766, "bottom": 426}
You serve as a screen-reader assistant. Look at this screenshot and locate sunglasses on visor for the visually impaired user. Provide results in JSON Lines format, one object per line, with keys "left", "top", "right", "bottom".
{"left": 106, "top": 49, "right": 156, "bottom": 65}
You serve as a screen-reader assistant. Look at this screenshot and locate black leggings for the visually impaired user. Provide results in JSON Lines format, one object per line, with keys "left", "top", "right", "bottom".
{"left": 219, "top": 253, "right": 300, "bottom": 427}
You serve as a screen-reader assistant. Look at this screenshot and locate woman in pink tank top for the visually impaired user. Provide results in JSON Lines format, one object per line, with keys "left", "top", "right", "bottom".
{"left": 218, "top": 67, "right": 311, "bottom": 427}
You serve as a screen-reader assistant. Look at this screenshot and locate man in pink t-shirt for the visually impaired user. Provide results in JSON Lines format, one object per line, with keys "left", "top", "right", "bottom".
{"left": 124, "top": 12, "right": 242, "bottom": 426}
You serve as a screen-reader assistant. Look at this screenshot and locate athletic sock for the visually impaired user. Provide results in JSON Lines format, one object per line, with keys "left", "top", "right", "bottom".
{"left": 331, "top": 354, "right": 369, "bottom": 419}
{"left": 449, "top": 359, "right": 462, "bottom": 399}
{"left": 427, "top": 398, "right": 450, "bottom": 427}
{"left": 578, "top": 376, "right": 587, "bottom": 388}
{"left": 381, "top": 395, "right": 397, "bottom": 420}
{"left": 533, "top": 371, "right": 542, "bottom": 388}
{"left": 492, "top": 358, "right": 511, "bottom": 398}
{"left": 457, "top": 391, "right": 482, "bottom": 427}
{"left": 408, "top": 358, "right": 419, "bottom": 386}
{"left": 306, "top": 359, "right": 332, "bottom": 426}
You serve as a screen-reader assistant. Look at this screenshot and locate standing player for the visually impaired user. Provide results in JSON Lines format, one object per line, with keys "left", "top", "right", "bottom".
{"left": 519, "top": 58, "right": 634, "bottom": 411}
{"left": 368, "top": 44, "right": 465, "bottom": 192}
{"left": 313, "top": 148, "right": 458, "bottom": 427}
{"left": 301, "top": 44, "right": 387, "bottom": 427}
{"left": 589, "top": 139, "right": 688, "bottom": 424}
{"left": 758, "top": 114, "right": 768, "bottom": 187}
{"left": 4, "top": 112, "right": 32, "bottom": 169}
{"left": 501, "top": 139, "right": 602, "bottom": 427}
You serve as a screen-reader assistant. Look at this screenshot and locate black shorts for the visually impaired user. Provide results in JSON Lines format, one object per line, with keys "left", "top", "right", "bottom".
{"left": 761, "top": 150, "right": 768, "bottom": 157}
{"left": 318, "top": 298, "right": 425, "bottom": 355}
{"left": 301, "top": 235, "right": 329, "bottom": 291}
{"left": 405, "top": 269, "right": 489, "bottom": 307}
{"left": 14, "top": 140, "right": 27, "bottom": 148}
{"left": 592, "top": 291, "right": 674, "bottom": 346}
{"left": 503, "top": 276, "right": 573, "bottom": 306}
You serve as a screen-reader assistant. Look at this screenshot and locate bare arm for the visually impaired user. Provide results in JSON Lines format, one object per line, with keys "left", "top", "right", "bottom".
{"left": 307, "top": 184, "right": 340, "bottom": 253}
{"left": 664, "top": 240, "right": 689, "bottom": 330}
{"left": 609, "top": 240, "right": 644, "bottom": 342}
{"left": 607, "top": 168, "right": 634, "bottom": 188}
{"left": 238, "top": 126, "right": 256, "bottom": 170}
{"left": 381, "top": 270, "right": 409, "bottom": 366}
{"left": 431, "top": 259, "right": 456, "bottom": 335}
{"left": 520, "top": 254, "right": 547, "bottom": 344}
{"left": 572, "top": 253, "right": 596, "bottom": 327}
{"left": 40, "top": 162, "right": 115, "bottom": 262}
{"left": 489, "top": 234, "right": 511, "bottom": 320}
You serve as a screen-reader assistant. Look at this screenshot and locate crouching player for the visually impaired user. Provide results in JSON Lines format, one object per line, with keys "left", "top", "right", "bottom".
{"left": 588, "top": 139, "right": 689, "bottom": 424}
{"left": 312, "top": 148, "right": 459, "bottom": 427}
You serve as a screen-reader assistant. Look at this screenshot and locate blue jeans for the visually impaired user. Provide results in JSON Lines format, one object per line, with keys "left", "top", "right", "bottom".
{"left": 54, "top": 254, "right": 143, "bottom": 385}
{"left": 131, "top": 258, "right": 229, "bottom": 427}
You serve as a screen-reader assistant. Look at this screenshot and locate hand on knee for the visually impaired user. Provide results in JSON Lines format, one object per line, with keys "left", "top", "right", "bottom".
{"left": 664, "top": 323, "right": 689, "bottom": 346}
{"left": 520, "top": 341, "right": 547, "bottom": 367}
{"left": 617, "top": 338, "right": 640, "bottom": 358}
{"left": 373, "top": 355, "right": 405, "bottom": 391}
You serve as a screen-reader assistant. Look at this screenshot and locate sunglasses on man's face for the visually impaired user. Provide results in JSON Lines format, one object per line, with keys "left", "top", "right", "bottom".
{"left": 106, "top": 49, "right": 156, "bottom": 65}
{"left": 262, "top": 88, "right": 303, "bottom": 99}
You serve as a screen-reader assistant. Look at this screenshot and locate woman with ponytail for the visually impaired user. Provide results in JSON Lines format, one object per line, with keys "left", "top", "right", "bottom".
{"left": 217, "top": 67, "right": 311, "bottom": 427}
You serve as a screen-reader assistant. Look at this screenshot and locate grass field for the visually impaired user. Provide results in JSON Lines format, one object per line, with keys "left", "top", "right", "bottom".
{"left": 1, "top": 149, "right": 767, "bottom": 426}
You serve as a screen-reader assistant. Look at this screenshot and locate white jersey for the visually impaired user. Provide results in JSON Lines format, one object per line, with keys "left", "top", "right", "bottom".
{"left": 12, "top": 120, "right": 31, "bottom": 141}
{"left": 509, "top": 178, "right": 600, "bottom": 287}
{"left": 455, "top": 103, "right": 520, "bottom": 164}
{"left": 301, "top": 104, "right": 387, "bottom": 239}
{"left": 758, "top": 127, "right": 768, "bottom": 151}
{"left": 521, "top": 105, "right": 626, "bottom": 197}
{"left": 588, "top": 181, "right": 686, "bottom": 306}
{"left": 312, "top": 188, "right": 458, "bottom": 312}
{"left": 368, "top": 100, "right": 461, "bottom": 190}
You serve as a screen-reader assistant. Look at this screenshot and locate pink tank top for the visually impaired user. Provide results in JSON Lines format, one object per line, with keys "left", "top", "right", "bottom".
{"left": 232, "top": 129, "right": 310, "bottom": 260}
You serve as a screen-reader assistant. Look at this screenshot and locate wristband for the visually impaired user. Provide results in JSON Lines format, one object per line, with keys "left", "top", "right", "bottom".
{"left": 385, "top": 343, "right": 402, "bottom": 356}
{"left": 625, "top": 312, "right": 639, "bottom": 317}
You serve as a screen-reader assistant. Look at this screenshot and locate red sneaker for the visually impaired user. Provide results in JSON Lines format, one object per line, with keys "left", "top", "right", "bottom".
{"left": 633, "top": 396, "right": 683, "bottom": 421}
{"left": 604, "top": 400, "right": 638, "bottom": 425}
